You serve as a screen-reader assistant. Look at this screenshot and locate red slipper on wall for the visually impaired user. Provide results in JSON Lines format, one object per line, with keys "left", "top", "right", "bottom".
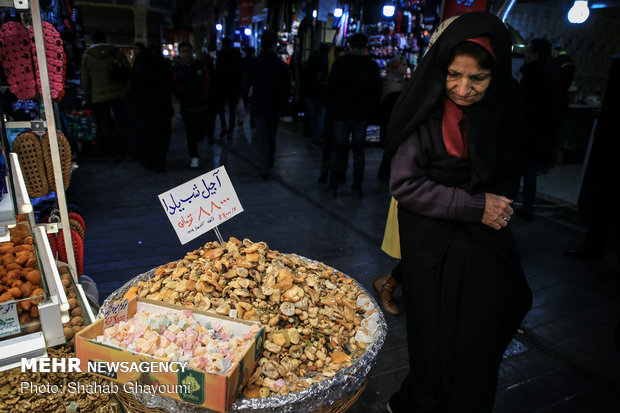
{"left": 56, "top": 229, "right": 84, "bottom": 276}
{"left": 0, "top": 21, "right": 37, "bottom": 100}
{"left": 29, "top": 21, "right": 66, "bottom": 101}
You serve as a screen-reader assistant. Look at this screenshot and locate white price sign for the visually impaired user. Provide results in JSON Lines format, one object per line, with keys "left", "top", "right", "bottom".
{"left": 104, "top": 298, "right": 130, "bottom": 329}
{"left": 0, "top": 301, "right": 20, "bottom": 338}
{"left": 159, "top": 166, "right": 243, "bottom": 245}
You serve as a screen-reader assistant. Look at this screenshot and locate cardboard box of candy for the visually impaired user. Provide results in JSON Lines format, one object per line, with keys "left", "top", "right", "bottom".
{"left": 75, "top": 297, "right": 265, "bottom": 412}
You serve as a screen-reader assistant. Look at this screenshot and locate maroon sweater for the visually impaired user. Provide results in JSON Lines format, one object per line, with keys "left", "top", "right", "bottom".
{"left": 389, "top": 110, "right": 487, "bottom": 222}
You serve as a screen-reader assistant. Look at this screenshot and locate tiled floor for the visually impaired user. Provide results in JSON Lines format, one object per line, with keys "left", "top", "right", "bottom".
{"left": 67, "top": 110, "right": 620, "bottom": 412}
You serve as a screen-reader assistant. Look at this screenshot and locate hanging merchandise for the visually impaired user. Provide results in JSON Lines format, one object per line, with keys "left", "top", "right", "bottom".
{"left": 11, "top": 129, "right": 72, "bottom": 198}
{"left": 0, "top": 18, "right": 66, "bottom": 102}
{"left": 12, "top": 131, "right": 50, "bottom": 198}
{"left": 68, "top": 211, "right": 85, "bottom": 240}
{"left": 63, "top": 109, "right": 96, "bottom": 142}
{"left": 56, "top": 228, "right": 83, "bottom": 276}
{"left": 41, "top": 130, "right": 71, "bottom": 190}
{"left": 39, "top": 208, "right": 85, "bottom": 276}
{"left": 0, "top": 21, "right": 37, "bottom": 100}
{"left": 29, "top": 20, "right": 66, "bottom": 100}
{"left": 47, "top": 232, "right": 58, "bottom": 258}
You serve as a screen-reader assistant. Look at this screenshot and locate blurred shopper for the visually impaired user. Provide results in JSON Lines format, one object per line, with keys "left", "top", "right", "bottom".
{"left": 81, "top": 30, "right": 131, "bottom": 162}
{"left": 244, "top": 30, "right": 292, "bottom": 180}
{"left": 516, "top": 38, "right": 554, "bottom": 221}
{"left": 549, "top": 45, "right": 575, "bottom": 165}
{"left": 377, "top": 55, "right": 409, "bottom": 181}
{"left": 172, "top": 41, "right": 212, "bottom": 169}
{"left": 302, "top": 43, "right": 330, "bottom": 148}
{"left": 565, "top": 55, "right": 620, "bottom": 261}
{"left": 325, "top": 33, "right": 381, "bottom": 198}
{"left": 318, "top": 46, "right": 345, "bottom": 183}
{"left": 215, "top": 37, "right": 243, "bottom": 140}
{"left": 384, "top": 12, "right": 531, "bottom": 411}
{"left": 126, "top": 44, "right": 173, "bottom": 172}
{"left": 241, "top": 46, "right": 257, "bottom": 128}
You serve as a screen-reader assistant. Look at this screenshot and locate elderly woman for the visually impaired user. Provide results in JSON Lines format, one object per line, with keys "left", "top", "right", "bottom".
{"left": 383, "top": 12, "right": 532, "bottom": 412}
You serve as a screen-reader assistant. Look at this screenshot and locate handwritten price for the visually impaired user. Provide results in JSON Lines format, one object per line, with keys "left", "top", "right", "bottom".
{"left": 104, "top": 298, "right": 129, "bottom": 328}
{"left": 159, "top": 166, "right": 244, "bottom": 245}
{"left": 0, "top": 302, "right": 20, "bottom": 338}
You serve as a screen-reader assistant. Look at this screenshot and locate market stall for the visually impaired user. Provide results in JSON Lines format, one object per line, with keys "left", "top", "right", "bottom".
{"left": 1, "top": 1, "right": 387, "bottom": 410}
{"left": 0, "top": 0, "right": 95, "bottom": 375}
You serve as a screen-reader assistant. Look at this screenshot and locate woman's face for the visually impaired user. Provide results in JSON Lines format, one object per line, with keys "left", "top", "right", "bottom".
{"left": 445, "top": 54, "right": 492, "bottom": 106}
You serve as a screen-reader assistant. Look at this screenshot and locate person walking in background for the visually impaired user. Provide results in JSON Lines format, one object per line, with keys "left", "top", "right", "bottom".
{"left": 126, "top": 43, "right": 173, "bottom": 172}
{"left": 384, "top": 12, "right": 532, "bottom": 412}
{"left": 81, "top": 30, "right": 131, "bottom": 162}
{"left": 318, "top": 45, "right": 345, "bottom": 183}
{"left": 241, "top": 46, "right": 256, "bottom": 128}
{"left": 325, "top": 33, "right": 381, "bottom": 198}
{"left": 377, "top": 55, "right": 409, "bottom": 181}
{"left": 302, "top": 43, "right": 330, "bottom": 149}
{"left": 548, "top": 44, "right": 575, "bottom": 166}
{"left": 564, "top": 55, "right": 620, "bottom": 262}
{"left": 171, "top": 41, "right": 212, "bottom": 169}
{"left": 215, "top": 37, "right": 243, "bottom": 140}
{"left": 515, "top": 38, "right": 554, "bottom": 221}
{"left": 244, "top": 30, "right": 292, "bottom": 180}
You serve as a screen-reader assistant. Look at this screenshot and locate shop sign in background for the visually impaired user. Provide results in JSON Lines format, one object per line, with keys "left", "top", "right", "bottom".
{"left": 441, "top": 0, "right": 489, "bottom": 21}
{"left": 239, "top": 0, "right": 254, "bottom": 26}
{"left": 159, "top": 166, "right": 244, "bottom": 245}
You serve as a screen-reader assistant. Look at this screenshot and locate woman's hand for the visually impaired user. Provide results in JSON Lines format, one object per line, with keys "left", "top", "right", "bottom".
{"left": 482, "top": 193, "right": 514, "bottom": 230}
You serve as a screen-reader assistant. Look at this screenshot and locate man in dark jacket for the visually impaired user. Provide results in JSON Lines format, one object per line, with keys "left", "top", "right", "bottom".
{"left": 243, "top": 30, "right": 292, "bottom": 179}
{"left": 302, "top": 43, "right": 330, "bottom": 148}
{"left": 172, "top": 41, "right": 211, "bottom": 168}
{"left": 126, "top": 44, "right": 173, "bottom": 172}
{"left": 325, "top": 33, "right": 381, "bottom": 198}
{"left": 241, "top": 47, "right": 256, "bottom": 127}
{"left": 516, "top": 38, "right": 554, "bottom": 221}
{"left": 81, "top": 30, "right": 131, "bottom": 162}
{"left": 215, "top": 37, "right": 243, "bottom": 140}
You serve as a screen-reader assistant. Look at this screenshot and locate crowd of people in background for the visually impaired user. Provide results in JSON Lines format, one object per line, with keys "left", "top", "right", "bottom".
{"left": 79, "top": 25, "right": 615, "bottom": 317}
{"left": 74, "top": 14, "right": 620, "bottom": 412}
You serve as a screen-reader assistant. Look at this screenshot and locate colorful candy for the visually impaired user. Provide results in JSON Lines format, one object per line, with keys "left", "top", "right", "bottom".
{"left": 97, "top": 310, "right": 258, "bottom": 373}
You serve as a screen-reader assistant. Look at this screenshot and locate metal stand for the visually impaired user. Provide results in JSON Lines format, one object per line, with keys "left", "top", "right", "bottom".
{"left": 214, "top": 226, "right": 225, "bottom": 245}
{"left": 29, "top": 0, "right": 77, "bottom": 281}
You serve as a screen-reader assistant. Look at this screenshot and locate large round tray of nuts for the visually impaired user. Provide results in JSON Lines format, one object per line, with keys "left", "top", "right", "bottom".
{"left": 99, "top": 237, "right": 387, "bottom": 413}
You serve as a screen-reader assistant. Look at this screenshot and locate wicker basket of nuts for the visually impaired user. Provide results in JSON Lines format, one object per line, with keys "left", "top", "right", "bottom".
{"left": 100, "top": 237, "right": 386, "bottom": 413}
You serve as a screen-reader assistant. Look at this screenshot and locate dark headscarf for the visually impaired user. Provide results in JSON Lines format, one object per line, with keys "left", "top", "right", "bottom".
{"left": 385, "top": 12, "right": 524, "bottom": 199}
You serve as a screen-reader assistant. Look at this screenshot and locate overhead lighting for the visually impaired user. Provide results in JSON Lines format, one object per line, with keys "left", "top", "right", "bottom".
{"left": 334, "top": 8, "right": 343, "bottom": 18}
{"left": 590, "top": 2, "right": 608, "bottom": 8}
{"left": 244, "top": 28, "right": 252, "bottom": 36}
{"left": 567, "top": 0, "right": 590, "bottom": 24}
{"left": 382, "top": 5, "right": 395, "bottom": 18}
{"left": 215, "top": 23, "right": 223, "bottom": 31}
{"left": 312, "top": 10, "right": 318, "bottom": 18}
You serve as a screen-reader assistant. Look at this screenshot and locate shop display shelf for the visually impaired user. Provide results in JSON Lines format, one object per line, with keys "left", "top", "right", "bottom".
{"left": 0, "top": 0, "right": 28, "bottom": 10}
{"left": 0, "top": 153, "right": 33, "bottom": 241}
{"left": 0, "top": 177, "right": 16, "bottom": 242}
{"left": 8, "top": 153, "right": 33, "bottom": 215}
{"left": 0, "top": 331, "right": 47, "bottom": 372}
{"left": 0, "top": 224, "right": 71, "bottom": 370}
